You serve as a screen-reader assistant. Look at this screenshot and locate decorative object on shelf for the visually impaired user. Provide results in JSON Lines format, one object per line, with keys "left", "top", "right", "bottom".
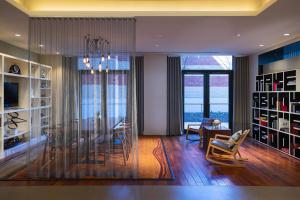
{"left": 261, "top": 134, "right": 268, "bottom": 140}
{"left": 291, "top": 123, "right": 300, "bottom": 135}
{"left": 212, "top": 119, "right": 221, "bottom": 129}
{"left": 9, "top": 64, "right": 21, "bottom": 74}
{"left": 41, "top": 82, "right": 48, "bottom": 88}
{"left": 41, "top": 112, "right": 45, "bottom": 117}
{"left": 41, "top": 128, "right": 48, "bottom": 136}
{"left": 4, "top": 127, "right": 18, "bottom": 137}
{"left": 278, "top": 118, "right": 289, "bottom": 132}
{"left": 5, "top": 112, "right": 27, "bottom": 129}
{"left": 41, "top": 100, "right": 46, "bottom": 106}
{"left": 82, "top": 34, "right": 111, "bottom": 73}
{"left": 40, "top": 69, "right": 46, "bottom": 78}
{"left": 259, "top": 117, "right": 268, "bottom": 126}
{"left": 273, "top": 80, "right": 278, "bottom": 91}
{"left": 280, "top": 99, "right": 288, "bottom": 111}
{"left": 4, "top": 136, "right": 25, "bottom": 149}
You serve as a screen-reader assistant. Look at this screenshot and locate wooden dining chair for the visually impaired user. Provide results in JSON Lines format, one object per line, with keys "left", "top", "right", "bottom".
{"left": 186, "top": 118, "right": 214, "bottom": 141}
{"left": 206, "top": 129, "right": 250, "bottom": 167}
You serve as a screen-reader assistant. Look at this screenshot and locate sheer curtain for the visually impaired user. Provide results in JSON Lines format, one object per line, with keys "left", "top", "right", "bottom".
{"left": 26, "top": 18, "right": 138, "bottom": 179}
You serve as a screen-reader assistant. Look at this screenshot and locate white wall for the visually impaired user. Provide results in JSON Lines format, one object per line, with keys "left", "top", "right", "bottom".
{"left": 143, "top": 54, "right": 168, "bottom": 135}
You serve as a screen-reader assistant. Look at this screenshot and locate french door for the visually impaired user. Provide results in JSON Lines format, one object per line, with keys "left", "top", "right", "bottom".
{"left": 183, "top": 70, "right": 233, "bottom": 129}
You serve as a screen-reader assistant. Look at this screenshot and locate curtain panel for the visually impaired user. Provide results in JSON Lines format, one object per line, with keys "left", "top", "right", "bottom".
{"left": 20, "top": 18, "right": 139, "bottom": 179}
{"left": 167, "top": 56, "right": 183, "bottom": 136}
{"left": 233, "top": 56, "right": 250, "bottom": 132}
{"left": 135, "top": 56, "right": 144, "bottom": 135}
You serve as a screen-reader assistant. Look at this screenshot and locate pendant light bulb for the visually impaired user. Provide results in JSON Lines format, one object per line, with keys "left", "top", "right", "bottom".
{"left": 98, "top": 63, "right": 102, "bottom": 71}
{"left": 106, "top": 67, "right": 109, "bottom": 73}
{"left": 91, "top": 69, "right": 94, "bottom": 74}
{"left": 86, "top": 61, "right": 91, "bottom": 68}
{"left": 101, "top": 55, "right": 105, "bottom": 62}
{"left": 83, "top": 56, "right": 87, "bottom": 64}
{"left": 108, "top": 53, "right": 111, "bottom": 60}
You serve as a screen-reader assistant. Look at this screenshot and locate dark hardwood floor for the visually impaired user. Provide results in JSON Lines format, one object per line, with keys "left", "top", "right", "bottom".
{"left": 1, "top": 135, "right": 300, "bottom": 186}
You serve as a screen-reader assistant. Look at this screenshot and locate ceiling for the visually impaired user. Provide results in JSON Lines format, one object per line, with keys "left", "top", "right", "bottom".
{"left": 7, "top": 0, "right": 277, "bottom": 17}
{"left": 0, "top": 0, "right": 300, "bottom": 55}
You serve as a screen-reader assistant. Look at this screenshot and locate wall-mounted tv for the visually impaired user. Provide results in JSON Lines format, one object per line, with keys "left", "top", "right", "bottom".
{"left": 4, "top": 82, "right": 19, "bottom": 108}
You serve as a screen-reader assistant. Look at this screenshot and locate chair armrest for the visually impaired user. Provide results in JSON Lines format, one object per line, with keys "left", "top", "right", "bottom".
{"left": 187, "top": 123, "right": 201, "bottom": 128}
{"left": 215, "top": 134, "right": 230, "bottom": 139}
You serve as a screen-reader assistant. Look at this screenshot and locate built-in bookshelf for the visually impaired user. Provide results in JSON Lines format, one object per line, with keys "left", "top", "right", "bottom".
{"left": 0, "top": 53, "right": 52, "bottom": 158}
{"left": 252, "top": 69, "right": 300, "bottom": 159}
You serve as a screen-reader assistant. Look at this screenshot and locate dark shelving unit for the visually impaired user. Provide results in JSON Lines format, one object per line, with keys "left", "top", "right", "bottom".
{"left": 252, "top": 69, "right": 300, "bottom": 160}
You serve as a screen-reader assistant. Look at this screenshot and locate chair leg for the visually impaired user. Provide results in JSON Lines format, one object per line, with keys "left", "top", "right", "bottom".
{"left": 236, "top": 151, "right": 248, "bottom": 161}
{"left": 206, "top": 143, "right": 211, "bottom": 159}
{"left": 186, "top": 128, "right": 189, "bottom": 140}
{"left": 122, "top": 138, "right": 127, "bottom": 166}
{"left": 199, "top": 130, "right": 203, "bottom": 139}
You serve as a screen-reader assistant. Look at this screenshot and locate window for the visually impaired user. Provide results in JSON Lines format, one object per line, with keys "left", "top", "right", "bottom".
{"left": 182, "top": 55, "right": 232, "bottom": 129}
{"left": 181, "top": 55, "right": 232, "bottom": 70}
{"left": 79, "top": 55, "right": 130, "bottom": 130}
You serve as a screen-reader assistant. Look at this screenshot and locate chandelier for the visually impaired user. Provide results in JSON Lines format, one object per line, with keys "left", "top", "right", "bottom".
{"left": 82, "top": 34, "right": 111, "bottom": 74}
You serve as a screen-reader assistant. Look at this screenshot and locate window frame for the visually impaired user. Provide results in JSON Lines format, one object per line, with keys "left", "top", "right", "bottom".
{"left": 182, "top": 69, "right": 233, "bottom": 130}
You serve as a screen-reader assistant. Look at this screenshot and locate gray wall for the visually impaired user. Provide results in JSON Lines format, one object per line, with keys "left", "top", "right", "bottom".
{"left": 0, "top": 40, "right": 39, "bottom": 62}
{"left": 248, "top": 37, "right": 300, "bottom": 131}
{"left": 143, "top": 54, "right": 168, "bottom": 135}
{"left": 263, "top": 56, "right": 300, "bottom": 74}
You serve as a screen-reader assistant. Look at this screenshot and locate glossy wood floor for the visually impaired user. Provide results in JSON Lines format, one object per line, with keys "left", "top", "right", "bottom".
{"left": 1, "top": 135, "right": 300, "bottom": 186}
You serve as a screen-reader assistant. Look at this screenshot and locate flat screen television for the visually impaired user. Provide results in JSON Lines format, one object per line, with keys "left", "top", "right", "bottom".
{"left": 4, "top": 82, "right": 19, "bottom": 108}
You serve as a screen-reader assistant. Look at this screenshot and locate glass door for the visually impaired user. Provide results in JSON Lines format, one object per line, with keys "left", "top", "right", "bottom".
{"left": 183, "top": 74, "right": 204, "bottom": 129}
{"left": 183, "top": 71, "right": 232, "bottom": 129}
{"left": 209, "top": 74, "right": 230, "bottom": 128}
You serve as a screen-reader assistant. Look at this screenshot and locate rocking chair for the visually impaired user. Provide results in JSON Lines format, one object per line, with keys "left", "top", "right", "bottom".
{"left": 206, "top": 129, "right": 250, "bottom": 167}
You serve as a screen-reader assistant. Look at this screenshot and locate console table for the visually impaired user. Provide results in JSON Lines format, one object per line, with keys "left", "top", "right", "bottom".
{"left": 203, "top": 126, "right": 231, "bottom": 148}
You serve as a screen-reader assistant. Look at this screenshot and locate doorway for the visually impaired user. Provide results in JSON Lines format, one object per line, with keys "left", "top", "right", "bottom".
{"left": 183, "top": 70, "right": 233, "bottom": 129}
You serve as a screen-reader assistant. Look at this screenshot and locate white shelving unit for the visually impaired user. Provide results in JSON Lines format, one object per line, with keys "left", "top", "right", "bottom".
{"left": 0, "top": 52, "right": 52, "bottom": 158}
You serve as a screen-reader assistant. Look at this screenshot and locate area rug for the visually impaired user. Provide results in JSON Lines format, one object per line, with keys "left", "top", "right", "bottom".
{"left": 0, "top": 136, "right": 174, "bottom": 180}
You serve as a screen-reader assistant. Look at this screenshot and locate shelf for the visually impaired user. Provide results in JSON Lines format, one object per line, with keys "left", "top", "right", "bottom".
{"left": 3, "top": 135, "right": 47, "bottom": 158}
{"left": 4, "top": 108, "right": 29, "bottom": 114}
{"left": 31, "top": 105, "right": 52, "bottom": 110}
{"left": 30, "top": 76, "right": 41, "bottom": 80}
{"left": 40, "top": 78, "right": 51, "bottom": 81}
{"left": 41, "top": 125, "right": 49, "bottom": 129}
{"left": 31, "top": 97, "right": 51, "bottom": 99}
{"left": 4, "top": 130, "right": 29, "bottom": 140}
{"left": 0, "top": 52, "right": 52, "bottom": 160}
{"left": 3, "top": 72, "right": 29, "bottom": 78}
{"left": 252, "top": 123, "right": 290, "bottom": 134}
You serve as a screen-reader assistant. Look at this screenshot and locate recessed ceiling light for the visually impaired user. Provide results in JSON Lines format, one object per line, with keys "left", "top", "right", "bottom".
{"left": 154, "top": 44, "right": 160, "bottom": 47}
{"left": 283, "top": 33, "right": 291, "bottom": 36}
{"left": 56, "top": 51, "right": 60, "bottom": 55}
{"left": 39, "top": 44, "right": 44, "bottom": 47}
{"left": 15, "top": 33, "right": 21, "bottom": 37}
{"left": 259, "top": 44, "right": 265, "bottom": 47}
{"left": 236, "top": 33, "right": 241, "bottom": 37}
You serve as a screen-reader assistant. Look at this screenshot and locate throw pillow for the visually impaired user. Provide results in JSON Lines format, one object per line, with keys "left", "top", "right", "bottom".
{"left": 227, "top": 130, "right": 242, "bottom": 148}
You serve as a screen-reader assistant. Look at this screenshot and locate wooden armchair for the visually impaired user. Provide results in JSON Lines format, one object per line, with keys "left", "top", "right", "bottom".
{"left": 186, "top": 118, "right": 214, "bottom": 141}
{"left": 206, "top": 129, "right": 250, "bottom": 167}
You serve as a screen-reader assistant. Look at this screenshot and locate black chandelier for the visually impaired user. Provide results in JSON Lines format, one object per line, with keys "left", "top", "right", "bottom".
{"left": 83, "top": 34, "right": 111, "bottom": 74}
